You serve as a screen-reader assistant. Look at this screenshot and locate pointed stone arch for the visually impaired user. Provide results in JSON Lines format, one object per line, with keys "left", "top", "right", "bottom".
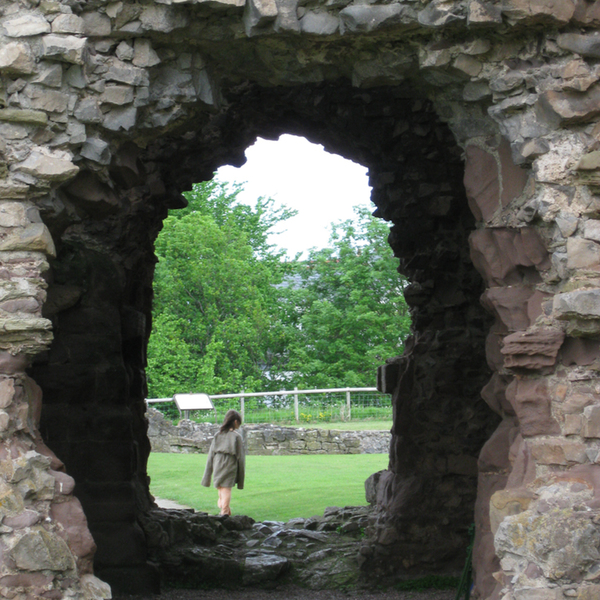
{"left": 1, "top": 2, "right": 599, "bottom": 599}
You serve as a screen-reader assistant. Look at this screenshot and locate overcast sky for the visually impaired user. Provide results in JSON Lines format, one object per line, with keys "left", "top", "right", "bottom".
{"left": 215, "top": 134, "right": 373, "bottom": 258}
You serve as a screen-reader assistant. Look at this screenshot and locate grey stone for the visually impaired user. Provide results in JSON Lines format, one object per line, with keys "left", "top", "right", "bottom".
{"left": 554, "top": 289, "right": 600, "bottom": 319}
{"left": 583, "top": 220, "right": 600, "bottom": 242}
{"left": 65, "top": 65, "right": 86, "bottom": 89}
{"left": 132, "top": 39, "right": 161, "bottom": 68}
{"left": 244, "top": 0, "right": 278, "bottom": 35}
{"left": 82, "top": 12, "right": 112, "bottom": 36}
{"left": 468, "top": 1, "right": 502, "bottom": 25}
{"left": 140, "top": 5, "right": 188, "bottom": 33}
{"left": 300, "top": 12, "right": 339, "bottom": 35}
{"left": 32, "top": 62, "right": 63, "bottom": 88}
{"left": 41, "top": 34, "right": 86, "bottom": 64}
{"left": 80, "top": 138, "right": 111, "bottom": 164}
{"left": 100, "top": 85, "right": 134, "bottom": 105}
{"left": 0, "top": 42, "right": 35, "bottom": 74}
{"left": 274, "top": 0, "right": 300, "bottom": 33}
{"left": 558, "top": 33, "right": 600, "bottom": 58}
{"left": 11, "top": 529, "right": 75, "bottom": 571}
{"left": 103, "top": 106, "right": 138, "bottom": 131}
{"left": 23, "top": 86, "right": 69, "bottom": 113}
{"left": 0, "top": 223, "right": 56, "bottom": 256}
{"left": 243, "top": 555, "right": 289, "bottom": 584}
{"left": 81, "top": 575, "right": 112, "bottom": 600}
{"left": 51, "top": 14, "right": 85, "bottom": 35}
{"left": 463, "top": 81, "right": 492, "bottom": 101}
{"left": 116, "top": 41, "right": 135, "bottom": 61}
{"left": 340, "top": 4, "right": 417, "bottom": 33}
{"left": 418, "top": 1, "right": 465, "bottom": 27}
{"left": 74, "top": 98, "right": 102, "bottom": 123}
{"left": 16, "top": 151, "right": 78, "bottom": 182}
{"left": 106, "top": 59, "right": 149, "bottom": 86}
{"left": 3, "top": 14, "right": 51, "bottom": 37}
{"left": 566, "top": 237, "right": 600, "bottom": 269}
{"left": 556, "top": 213, "right": 579, "bottom": 238}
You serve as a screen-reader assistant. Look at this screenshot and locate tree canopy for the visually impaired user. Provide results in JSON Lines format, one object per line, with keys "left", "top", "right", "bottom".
{"left": 147, "top": 181, "right": 294, "bottom": 397}
{"left": 279, "top": 206, "right": 410, "bottom": 389}
{"left": 146, "top": 181, "right": 411, "bottom": 399}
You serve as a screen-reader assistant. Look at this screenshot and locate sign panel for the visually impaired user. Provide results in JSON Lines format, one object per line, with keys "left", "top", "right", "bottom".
{"left": 173, "top": 393, "right": 214, "bottom": 410}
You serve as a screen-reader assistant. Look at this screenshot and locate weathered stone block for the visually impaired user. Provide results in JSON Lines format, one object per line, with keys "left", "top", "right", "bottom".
{"left": 558, "top": 32, "right": 600, "bottom": 58}
{"left": 17, "top": 151, "right": 78, "bottom": 182}
{"left": 539, "top": 83, "right": 600, "bottom": 125}
{"left": 468, "top": 0, "right": 503, "bottom": 25}
{"left": 0, "top": 42, "right": 35, "bottom": 74}
{"left": 489, "top": 489, "right": 534, "bottom": 535}
{"left": 501, "top": 0, "right": 576, "bottom": 24}
{"left": 564, "top": 413, "right": 582, "bottom": 436}
{"left": 464, "top": 144, "right": 499, "bottom": 222}
{"left": 0, "top": 224, "right": 56, "bottom": 256}
{"left": 501, "top": 328, "right": 564, "bottom": 371}
{"left": 506, "top": 378, "right": 560, "bottom": 436}
{"left": 3, "top": 15, "right": 51, "bottom": 37}
{"left": 469, "top": 227, "right": 550, "bottom": 286}
{"left": 132, "top": 39, "right": 161, "bottom": 68}
{"left": 11, "top": 528, "right": 76, "bottom": 571}
{"left": 582, "top": 405, "right": 600, "bottom": 438}
{"left": 51, "top": 498, "right": 96, "bottom": 572}
{"left": 82, "top": 12, "right": 112, "bottom": 36}
{"left": 41, "top": 34, "right": 86, "bottom": 64}
{"left": 340, "top": 4, "right": 417, "bottom": 34}
{"left": 140, "top": 5, "right": 188, "bottom": 33}
{"left": 24, "top": 86, "right": 69, "bottom": 113}
{"left": 51, "top": 14, "right": 85, "bottom": 35}
{"left": 531, "top": 438, "right": 588, "bottom": 465}
{"left": 567, "top": 237, "right": 600, "bottom": 269}
{"left": 481, "top": 286, "right": 533, "bottom": 331}
{"left": 300, "top": 12, "right": 339, "bottom": 35}
{"left": 106, "top": 59, "right": 149, "bottom": 86}
{"left": 100, "top": 85, "right": 134, "bottom": 106}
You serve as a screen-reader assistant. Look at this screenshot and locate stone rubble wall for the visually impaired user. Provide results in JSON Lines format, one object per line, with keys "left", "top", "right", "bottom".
{"left": 147, "top": 409, "right": 391, "bottom": 455}
{"left": 2, "top": 0, "right": 600, "bottom": 599}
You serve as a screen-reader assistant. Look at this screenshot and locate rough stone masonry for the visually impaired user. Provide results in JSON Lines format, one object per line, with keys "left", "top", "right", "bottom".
{"left": 2, "top": 0, "right": 600, "bottom": 599}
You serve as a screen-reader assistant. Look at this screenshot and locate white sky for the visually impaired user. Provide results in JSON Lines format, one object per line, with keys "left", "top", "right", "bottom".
{"left": 215, "top": 134, "right": 373, "bottom": 258}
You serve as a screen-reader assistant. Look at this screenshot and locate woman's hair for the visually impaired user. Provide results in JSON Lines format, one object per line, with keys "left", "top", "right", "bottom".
{"left": 220, "top": 409, "right": 242, "bottom": 433}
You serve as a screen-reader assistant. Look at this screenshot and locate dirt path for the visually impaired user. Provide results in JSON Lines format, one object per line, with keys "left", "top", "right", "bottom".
{"left": 114, "top": 584, "right": 458, "bottom": 600}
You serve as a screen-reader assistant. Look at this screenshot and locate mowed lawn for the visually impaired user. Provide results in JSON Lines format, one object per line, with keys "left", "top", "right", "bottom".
{"left": 148, "top": 453, "right": 388, "bottom": 522}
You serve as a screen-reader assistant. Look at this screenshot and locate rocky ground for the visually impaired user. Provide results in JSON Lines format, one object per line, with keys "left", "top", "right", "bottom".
{"left": 117, "top": 502, "right": 461, "bottom": 600}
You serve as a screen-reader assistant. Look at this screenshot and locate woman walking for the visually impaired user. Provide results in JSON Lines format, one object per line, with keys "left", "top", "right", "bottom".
{"left": 201, "top": 409, "right": 245, "bottom": 516}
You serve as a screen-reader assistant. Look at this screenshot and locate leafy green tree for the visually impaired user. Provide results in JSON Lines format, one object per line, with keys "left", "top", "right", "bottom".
{"left": 278, "top": 206, "right": 411, "bottom": 389}
{"left": 147, "top": 181, "right": 295, "bottom": 398}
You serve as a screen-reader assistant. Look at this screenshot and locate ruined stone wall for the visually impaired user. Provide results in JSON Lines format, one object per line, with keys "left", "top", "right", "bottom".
{"left": 147, "top": 409, "right": 391, "bottom": 455}
{"left": 2, "top": 1, "right": 600, "bottom": 599}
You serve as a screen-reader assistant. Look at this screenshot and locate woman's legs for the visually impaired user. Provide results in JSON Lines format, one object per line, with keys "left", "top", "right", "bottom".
{"left": 217, "top": 487, "right": 232, "bottom": 515}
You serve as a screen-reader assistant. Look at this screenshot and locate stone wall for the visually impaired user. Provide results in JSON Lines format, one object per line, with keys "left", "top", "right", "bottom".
{"left": 2, "top": 1, "right": 600, "bottom": 599}
{"left": 147, "top": 409, "right": 391, "bottom": 455}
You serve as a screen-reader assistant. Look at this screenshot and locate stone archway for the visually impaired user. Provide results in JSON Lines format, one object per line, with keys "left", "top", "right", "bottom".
{"left": 2, "top": 2, "right": 600, "bottom": 599}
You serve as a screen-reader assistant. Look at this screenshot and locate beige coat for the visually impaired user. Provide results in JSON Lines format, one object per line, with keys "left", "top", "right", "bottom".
{"left": 201, "top": 429, "right": 245, "bottom": 489}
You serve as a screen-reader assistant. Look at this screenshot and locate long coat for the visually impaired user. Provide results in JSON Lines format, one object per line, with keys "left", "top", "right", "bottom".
{"left": 201, "top": 429, "right": 245, "bottom": 489}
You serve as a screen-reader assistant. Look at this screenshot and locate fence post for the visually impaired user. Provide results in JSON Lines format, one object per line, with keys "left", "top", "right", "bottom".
{"left": 240, "top": 396, "right": 245, "bottom": 423}
{"left": 294, "top": 387, "right": 299, "bottom": 422}
{"left": 346, "top": 390, "right": 351, "bottom": 421}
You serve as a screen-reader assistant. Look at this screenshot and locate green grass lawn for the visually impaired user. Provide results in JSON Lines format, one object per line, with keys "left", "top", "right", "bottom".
{"left": 148, "top": 453, "right": 388, "bottom": 522}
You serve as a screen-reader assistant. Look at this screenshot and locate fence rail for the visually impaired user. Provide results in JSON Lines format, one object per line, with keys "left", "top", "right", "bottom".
{"left": 146, "top": 387, "right": 391, "bottom": 425}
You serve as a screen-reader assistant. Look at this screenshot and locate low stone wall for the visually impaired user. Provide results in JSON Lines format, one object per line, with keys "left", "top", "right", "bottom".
{"left": 147, "top": 408, "right": 390, "bottom": 455}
